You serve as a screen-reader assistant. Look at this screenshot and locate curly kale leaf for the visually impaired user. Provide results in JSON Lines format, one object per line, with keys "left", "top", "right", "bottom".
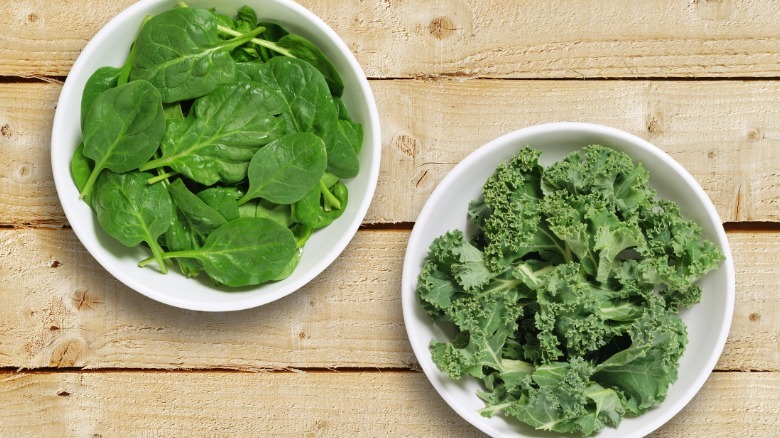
{"left": 416, "top": 145, "right": 724, "bottom": 436}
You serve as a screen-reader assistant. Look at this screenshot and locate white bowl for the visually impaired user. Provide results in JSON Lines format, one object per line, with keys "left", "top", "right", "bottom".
{"left": 402, "top": 122, "right": 734, "bottom": 437}
{"left": 51, "top": 0, "right": 380, "bottom": 311}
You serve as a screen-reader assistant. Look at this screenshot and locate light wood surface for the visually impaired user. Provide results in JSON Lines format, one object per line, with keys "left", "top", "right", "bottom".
{"left": 0, "top": 229, "right": 777, "bottom": 372}
{"left": 0, "top": 0, "right": 778, "bottom": 437}
{"left": 0, "top": 371, "right": 777, "bottom": 437}
{"left": 2, "top": 80, "right": 780, "bottom": 226}
{"left": 2, "top": 0, "right": 780, "bottom": 78}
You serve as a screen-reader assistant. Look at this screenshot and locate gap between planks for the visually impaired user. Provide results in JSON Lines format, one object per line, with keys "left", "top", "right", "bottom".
{"left": 3, "top": 222, "right": 780, "bottom": 232}
{"left": 0, "top": 367, "right": 771, "bottom": 375}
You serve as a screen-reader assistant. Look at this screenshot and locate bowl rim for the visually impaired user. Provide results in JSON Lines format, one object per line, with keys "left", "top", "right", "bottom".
{"left": 402, "top": 121, "right": 735, "bottom": 437}
{"left": 51, "top": 0, "right": 381, "bottom": 311}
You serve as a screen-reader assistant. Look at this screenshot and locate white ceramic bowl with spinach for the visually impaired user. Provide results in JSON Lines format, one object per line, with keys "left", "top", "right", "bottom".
{"left": 51, "top": 0, "right": 380, "bottom": 311}
{"left": 402, "top": 123, "right": 734, "bottom": 437}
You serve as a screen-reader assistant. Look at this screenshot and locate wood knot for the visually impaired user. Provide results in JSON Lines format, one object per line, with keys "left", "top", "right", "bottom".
{"left": 56, "top": 390, "right": 70, "bottom": 397}
{"left": 17, "top": 163, "right": 32, "bottom": 180}
{"left": 49, "top": 260, "right": 61, "bottom": 268}
{"left": 707, "top": 150, "right": 716, "bottom": 159}
{"left": 27, "top": 13, "right": 39, "bottom": 23}
{"left": 747, "top": 128, "right": 763, "bottom": 142}
{"left": 0, "top": 124, "right": 11, "bottom": 138}
{"left": 646, "top": 114, "right": 664, "bottom": 135}
{"left": 48, "top": 337, "right": 87, "bottom": 368}
{"left": 71, "top": 289, "right": 103, "bottom": 311}
{"left": 428, "top": 16, "right": 457, "bottom": 39}
{"left": 394, "top": 132, "right": 419, "bottom": 158}
{"left": 749, "top": 312, "right": 760, "bottom": 322}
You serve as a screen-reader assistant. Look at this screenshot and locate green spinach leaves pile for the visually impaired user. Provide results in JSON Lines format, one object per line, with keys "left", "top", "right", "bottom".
{"left": 416, "top": 145, "right": 724, "bottom": 435}
{"left": 71, "top": 3, "right": 362, "bottom": 287}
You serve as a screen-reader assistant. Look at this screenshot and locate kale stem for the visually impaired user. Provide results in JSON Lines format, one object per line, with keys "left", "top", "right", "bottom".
{"left": 147, "top": 171, "right": 177, "bottom": 185}
{"left": 319, "top": 180, "right": 341, "bottom": 210}
{"left": 216, "top": 25, "right": 295, "bottom": 58}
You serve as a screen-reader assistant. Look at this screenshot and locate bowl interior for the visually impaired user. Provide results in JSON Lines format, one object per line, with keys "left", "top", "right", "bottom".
{"left": 402, "top": 122, "right": 734, "bottom": 437}
{"left": 51, "top": 0, "right": 380, "bottom": 311}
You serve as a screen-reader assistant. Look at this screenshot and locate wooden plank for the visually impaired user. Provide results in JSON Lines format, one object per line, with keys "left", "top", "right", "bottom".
{"left": 2, "top": 80, "right": 780, "bottom": 227}
{"left": 0, "top": 370, "right": 776, "bottom": 436}
{"left": 1, "top": 1, "right": 780, "bottom": 78}
{"left": 0, "top": 229, "right": 776, "bottom": 372}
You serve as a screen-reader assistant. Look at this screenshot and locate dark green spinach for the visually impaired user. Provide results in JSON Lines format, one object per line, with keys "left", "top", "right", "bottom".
{"left": 144, "top": 217, "right": 297, "bottom": 287}
{"left": 239, "top": 132, "right": 327, "bottom": 205}
{"left": 92, "top": 170, "right": 173, "bottom": 273}
{"left": 80, "top": 80, "right": 165, "bottom": 199}
{"left": 72, "top": 4, "right": 365, "bottom": 288}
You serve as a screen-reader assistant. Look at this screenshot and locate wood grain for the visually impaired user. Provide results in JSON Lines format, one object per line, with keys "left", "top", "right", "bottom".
{"left": 2, "top": 0, "right": 780, "bottom": 78}
{"left": 2, "top": 80, "right": 779, "bottom": 227}
{"left": 1, "top": 229, "right": 776, "bottom": 372}
{"left": 0, "top": 370, "right": 776, "bottom": 437}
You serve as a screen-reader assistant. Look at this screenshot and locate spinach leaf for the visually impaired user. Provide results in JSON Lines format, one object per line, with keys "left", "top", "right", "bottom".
{"left": 255, "top": 200, "right": 293, "bottom": 227}
{"left": 322, "top": 119, "right": 362, "bottom": 178}
{"left": 129, "top": 7, "right": 265, "bottom": 102}
{"left": 140, "top": 81, "right": 288, "bottom": 185}
{"left": 70, "top": 142, "right": 94, "bottom": 206}
{"left": 163, "top": 207, "right": 204, "bottom": 277}
{"left": 236, "top": 6, "right": 258, "bottom": 27}
{"left": 92, "top": 170, "right": 173, "bottom": 273}
{"left": 256, "top": 22, "right": 289, "bottom": 61}
{"left": 239, "top": 132, "right": 327, "bottom": 205}
{"left": 80, "top": 66, "right": 121, "bottom": 128}
{"left": 167, "top": 178, "right": 227, "bottom": 237}
{"left": 293, "top": 179, "right": 348, "bottom": 229}
{"left": 80, "top": 80, "right": 165, "bottom": 199}
{"left": 197, "top": 187, "right": 240, "bottom": 221}
{"left": 150, "top": 217, "right": 297, "bottom": 287}
{"left": 334, "top": 97, "right": 352, "bottom": 121}
{"left": 273, "top": 248, "right": 302, "bottom": 281}
{"left": 249, "top": 57, "right": 337, "bottom": 137}
{"left": 275, "top": 34, "right": 344, "bottom": 97}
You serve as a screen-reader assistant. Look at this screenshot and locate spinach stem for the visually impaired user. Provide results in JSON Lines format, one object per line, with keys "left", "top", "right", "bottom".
{"left": 319, "top": 180, "right": 341, "bottom": 210}
{"left": 139, "top": 156, "right": 172, "bottom": 173}
{"left": 79, "top": 166, "right": 103, "bottom": 200}
{"left": 147, "top": 171, "right": 177, "bottom": 185}
{"left": 216, "top": 25, "right": 295, "bottom": 58}
{"left": 139, "top": 239, "right": 169, "bottom": 273}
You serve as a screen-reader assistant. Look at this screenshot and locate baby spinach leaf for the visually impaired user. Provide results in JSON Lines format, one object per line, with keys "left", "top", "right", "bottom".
{"left": 273, "top": 248, "right": 302, "bottom": 281}
{"left": 239, "top": 132, "right": 327, "bottom": 205}
{"left": 80, "top": 66, "right": 121, "bottom": 128}
{"left": 167, "top": 178, "right": 227, "bottom": 238}
{"left": 293, "top": 180, "right": 348, "bottom": 229}
{"left": 249, "top": 56, "right": 337, "bottom": 137}
{"left": 92, "top": 170, "right": 173, "bottom": 273}
{"left": 70, "top": 142, "right": 94, "bottom": 206}
{"left": 256, "top": 22, "right": 289, "bottom": 61}
{"left": 163, "top": 207, "right": 204, "bottom": 277}
{"left": 80, "top": 80, "right": 165, "bottom": 199}
{"left": 275, "top": 34, "right": 344, "bottom": 97}
{"left": 236, "top": 6, "right": 258, "bottom": 27}
{"left": 197, "top": 187, "right": 240, "bottom": 221}
{"left": 254, "top": 199, "right": 293, "bottom": 227}
{"left": 153, "top": 217, "right": 297, "bottom": 287}
{"left": 321, "top": 119, "right": 362, "bottom": 178}
{"left": 129, "top": 7, "right": 265, "bottom": 102}
{"left": 140, "top": 81, "right": 288, "bottom": 185}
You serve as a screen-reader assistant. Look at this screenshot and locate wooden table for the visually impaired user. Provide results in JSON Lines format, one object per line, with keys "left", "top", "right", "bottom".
{"left": 1, "top": 1, "right": 778, "bottom": 436}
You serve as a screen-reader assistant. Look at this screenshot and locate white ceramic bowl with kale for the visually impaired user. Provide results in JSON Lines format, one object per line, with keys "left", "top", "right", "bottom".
{"left": 51, "top": 0, "right": 380, "bottom": 311}
{"left": 402, "top": 122, "right": 734, "bottom": 437}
